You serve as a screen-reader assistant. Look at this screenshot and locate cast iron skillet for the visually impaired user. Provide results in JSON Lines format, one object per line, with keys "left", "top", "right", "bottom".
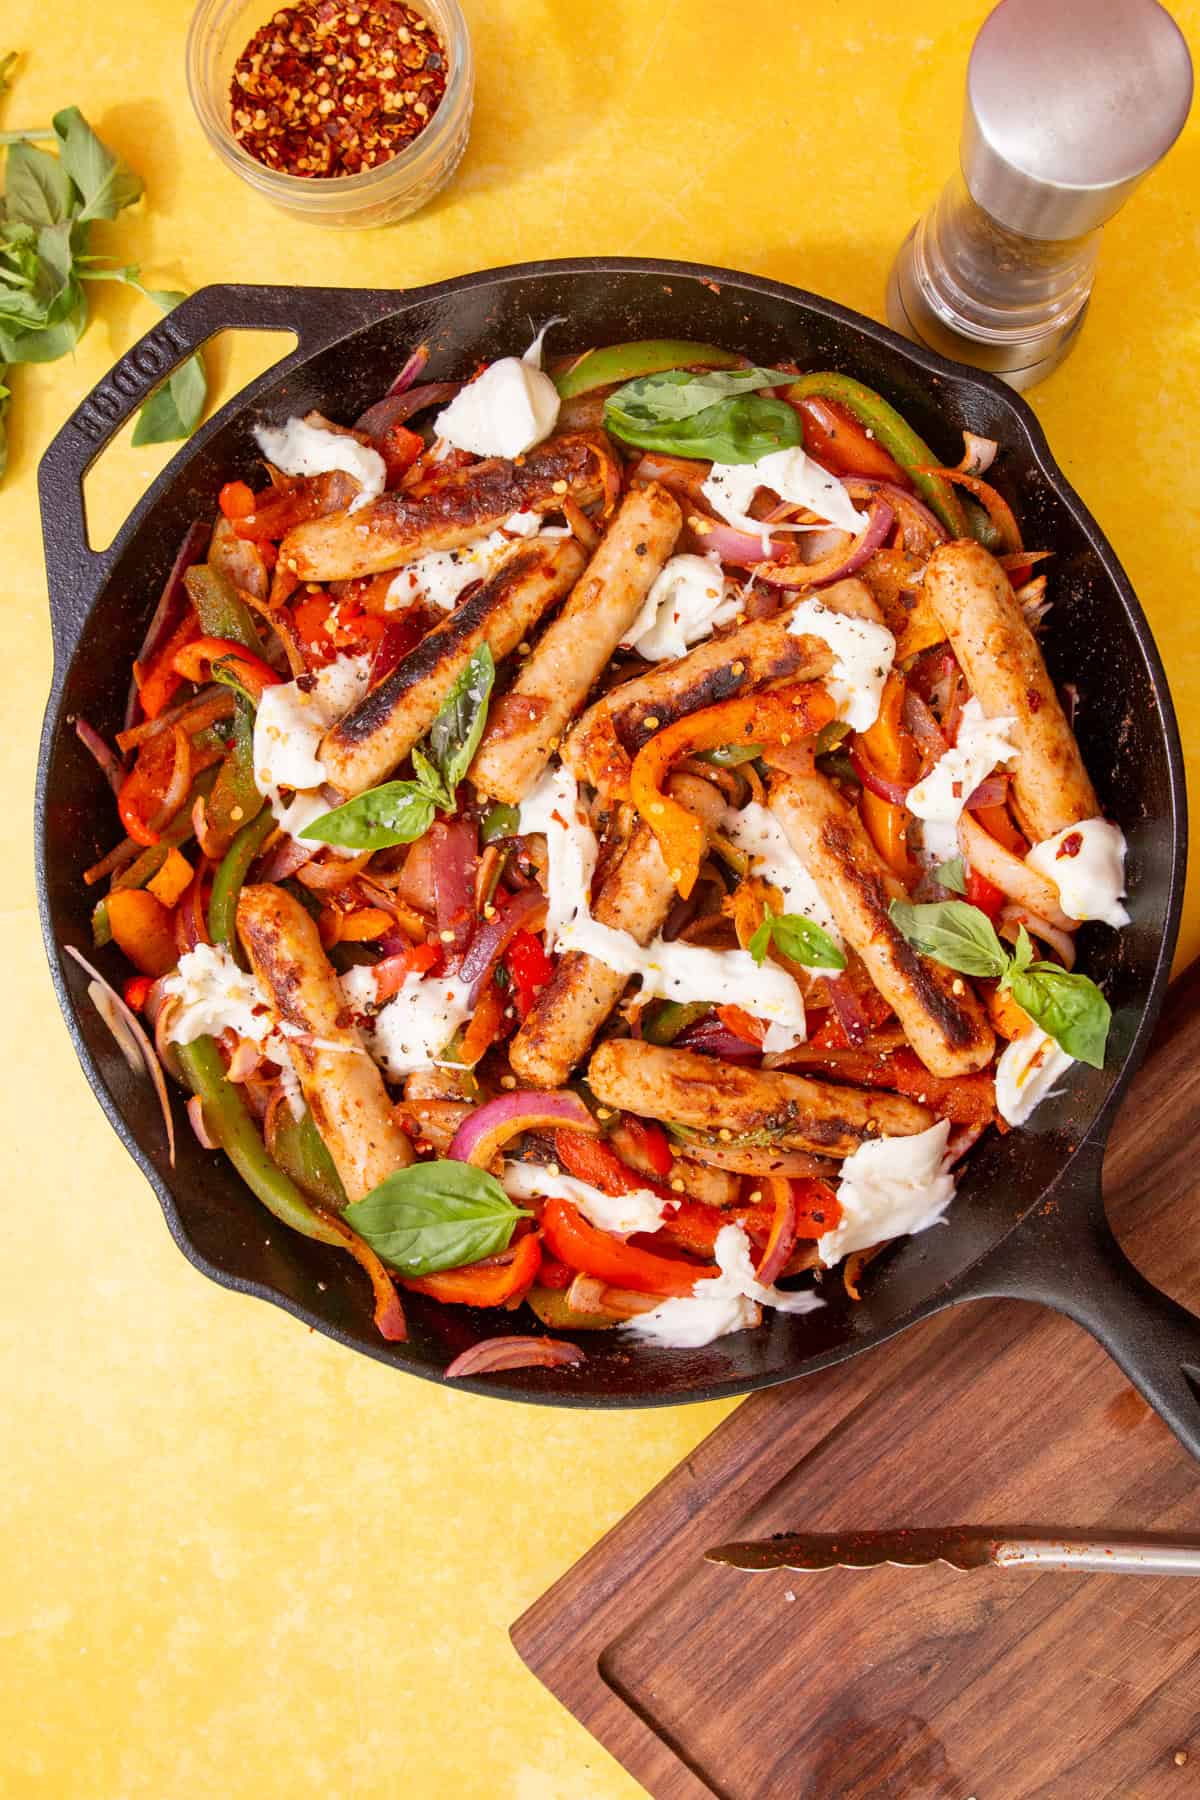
{"left": 35, "top": 258, "right": 1199, "bottom": 1444}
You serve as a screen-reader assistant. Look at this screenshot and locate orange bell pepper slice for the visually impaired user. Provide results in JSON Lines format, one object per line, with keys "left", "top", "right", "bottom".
{"left": 173, "top": 637, "right": 281, "bottom": 704}
{"left": 135, "top": 613, "right": 201, "bottom": 720}
{"left": 458, "top": 982, "right": 506, "bottom": 1067}
{"left": 400, "top": 1230, "right": 542, "bottom": 1307}
{"left": 541, "top": 1198, "right": 716, "bottom": 1298}
{"left": 106, "top": 888, "right": 179, "bottom": 978}
{"left": 860, "top": 788, "right": 917, "bottom": 883}
{"left": 971, "top": 801, "right": 1027, "bottom": 857}
{"left": 912, "top": 468, "right": 1023, "bottom": 557}
{"left": 859, "top": 671, "right": 917, "bottom": 784}
{"left": 630, "top": 684, "right": 836, "bottom": 898}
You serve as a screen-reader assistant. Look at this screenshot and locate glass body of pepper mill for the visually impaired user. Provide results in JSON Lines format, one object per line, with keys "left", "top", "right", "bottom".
{"left": 887, "top": 0, "right": 1193, "bottom": 390}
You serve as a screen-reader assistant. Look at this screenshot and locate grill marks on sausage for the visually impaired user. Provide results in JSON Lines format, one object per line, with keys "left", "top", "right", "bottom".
{"left": 822, "top": 818, "right": 989, "bottom": 1057}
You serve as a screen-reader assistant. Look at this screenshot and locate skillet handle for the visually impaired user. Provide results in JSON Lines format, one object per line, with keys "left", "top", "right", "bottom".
{"left": 953, "top": 1149, "right": 1200, "bottom": 1464}
{"left": 37, "top": 282, "right": 402, "bottom": 667}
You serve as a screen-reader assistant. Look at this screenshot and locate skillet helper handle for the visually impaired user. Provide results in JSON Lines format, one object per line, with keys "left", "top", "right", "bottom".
{"left": 956, "top": 1150, "right": 1200, "bottom": 1465}
{"left": 37, "top": 282, "right": 401, "bottom": 667}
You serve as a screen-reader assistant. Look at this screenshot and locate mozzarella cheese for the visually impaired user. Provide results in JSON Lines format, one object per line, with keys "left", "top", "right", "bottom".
{"left": 1026, "top": 817, "right": 1129, "bottom": 929}
{"left": 817, "top": 1120, "right": 955, "bottom": 1267}
{"left": 163, "top": 943, "right": 275, "bottom": 1045}
{"left": 627, "top": 1223, "right": 824, "bottom": 1348}
{"left": 786, "top": 597, "right": 896, "bottom": 732}
{"left": 517, "top": 764, "right": 599, "bottom": 947}
{"left": 253, "top": 651, "right": 372, "bottom": 840}
{"left": 502, "top": 1162, "right": 666, "bottom": 1237}
{"left": 624, "top": 553, "right": 739, "bottom": 661}
{"left": 906, "top": 698, "right": 1019, "bottom": 826}
{"left": 254, "top": 417, "right": 385, "bottom": 515}
{"left": 341, "top": 964, "right": 474, "bottom": 1080}
{"left": 385, "top": 512, "right": 569, "bottom": 614}
{"left": 995, "top": 1025, "right": 1075, "bottom": 1126}
{"left": 702, "top": 447, "right": 864, "bottom": 545}
{"left": 724, "top": 801, "right": 844, "bottom": 947}
{"left": 434, "top": 329, "right": 560, "bottom": 459}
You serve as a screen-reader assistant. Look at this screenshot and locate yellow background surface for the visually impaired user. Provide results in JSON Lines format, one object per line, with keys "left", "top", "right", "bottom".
{"left": 3, "top": 3, "right": 1199, "bottom": 1795}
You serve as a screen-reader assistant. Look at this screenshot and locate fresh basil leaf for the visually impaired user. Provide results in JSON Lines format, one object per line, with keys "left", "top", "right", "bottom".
{"left": 606, "top": 364, "right": 791, "bottom": 427}
{"left": 933, "top": 855, "right": 967, "bottom": 894}
{"left": 749, "top": 909, "right": 847, "bottom": 971}
{"left": 301, "top": 780, "right": 437, "bottom": 849}
{"left": 344, "top": 1160, "right": 532, "bottom": 1277}
{"left": 51, "top": 106, "right": 143, "bottom": 220}
{"left": 888, "top": 899, "right": 1009, "bottom": 979}
{"left": 5, "top": 140, "right": 72, "bottom": 225}
{"left": 1009, "top": 963, "right": 1110, "bottom": 1069}
{"left": 1010, "top": 923, "right": 1034, "bottom": 976}
{"left": 0, "top": 281, "right": 86, "bottom": 361}
{"left": 410, "top": 744, "right": 451, "bottom": 809}
{"left": 604, "top": 391, "right": 803, "bottom": 465}
{"left": 0, "top": 364, "right": 9, "bottom": 480}
{"left": 127, "top": 284, "right": 208, "bottom": 446}
{"left": 427, "top": 643, "right": 495, "bottom": 793}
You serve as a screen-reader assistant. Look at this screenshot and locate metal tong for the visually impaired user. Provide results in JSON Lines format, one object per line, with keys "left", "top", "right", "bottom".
{"left": 705, "top": 1527, "right": 1200, "bottom": 1577}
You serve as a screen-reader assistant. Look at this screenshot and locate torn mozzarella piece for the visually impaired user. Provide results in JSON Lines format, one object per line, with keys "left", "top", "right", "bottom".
{"left": 702, "top": 446, "right": 864, "bottom": 550}
{"left": 995, "top": 1025, "right": 1075, "bottom": 1126}
{"left": 254, "top": 417, "right": 385, "bottom": 515}
{"left": 385, "top": 513, "right": 567, "bottom": 613}
{"left": 627, "top": 1223, "right": 824, "bottom": 1348}
{"left": 786, "top": 597, "right": 895, "bottom": 732}
{"left": 1026, "top": 818, "right": 1129, "bottom": 929}
{"left": 434, "top": 333, "right": 561, "bottom": 459}
{"left": 906, "top": 698, "right": 1019, "bottom": 826}
{"left": 817, "top": 1120, "right": 955, "bottom": 1267}
{"left": 624, "top": 553, "right": 739, "bottom": 661}
{"left": 253, "top": 651, "right": 372, "bottom": 844}
{"left": 341, "top": 965, "right": 473, "bottom": 1081}
{"left": 517, "top": 763, "right": 599, "bottom": 947}
{"left": 163, "top": 943, "right": 274, "bottom": 1045}
{"left": 724, "top": 801, "right": 844, "bottom": 948}
{"left": 502, "top": 1163, "right": 666, "bottom": 1237}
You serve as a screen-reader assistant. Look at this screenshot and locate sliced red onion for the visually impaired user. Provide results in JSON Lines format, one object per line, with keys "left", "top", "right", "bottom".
{"left": 385, "top": 344, "right": 430, "bottom": 398}
{"left": 253, "top": 832, "right": 313, "bottom": 884}
{"left": 826, "top": 975, "right": 871, "bottom": 1048}
{"left": 674, "top": 1017, "right": 762, "bottom": 1061}
{"left": 187, "top": 1094, "right": 218, "bottom": 1150}
{"left": 354, "top": 382, "right": 461, "bottom": 443}
{"left": 958, "top": 432, "right": 999, "bottom": 477}
{"left": 998, "top": 903, "right": 1077, "bottom": 970}
{"left": 756, "top": 498, "right": 895, "bottom": 589}
{"left": 458, "top": 886, "right": 547, "bottom": 1001}
{"left": 65, "top": 944, "right": 176, "bottom": 1166}
{"left": 123, "top": 520, "right": 211, "bottom": 733}
{"left": 843, "top": 478, "right": 948, "bottom": 554}
{"left": 901, "top": 689, "right": 947, "bottom": 763}
{"left": 848, "top": 743, "right": 910, "bottom": 806}
{"left": 75, "top": 718, "right": 125, "bottom": 793}
{"left": 431, "top": 818, "right": 477, "bottom": 954}
{"left": 689, "top": 510, "right": 800, "bottom": 568}
{"left": 965, "top": 772, "right": 1009, "bottom": 810}
{"left": 444, "top": 1336, "right": 586, "bottom": 1379}
{"left": 753, "top": 1178, "right": 798, "bottom": 1287}
{"left": 448, "top": 1090, "right": 597, "bottom": 1168}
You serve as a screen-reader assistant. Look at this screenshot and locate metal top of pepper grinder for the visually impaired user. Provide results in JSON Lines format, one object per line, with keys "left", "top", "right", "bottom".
{"left": 964, "top": 0, "right": 1192, "bottom": 239}
{"left": 888, "top": 0, "right": 1193, "bottom": 388}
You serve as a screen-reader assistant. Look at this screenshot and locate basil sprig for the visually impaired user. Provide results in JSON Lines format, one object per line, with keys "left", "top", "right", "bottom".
{"left": 344, "top": 1159, "right": 531, "bottom": 1277}
{"left": 603, "top": 366, "right": 803, "bottom": 464}
{"left": 748, "top": 908, "right": 847, "bottom": 971}
{"left": 888, "top": 900, "right": 1110, "bottom": 1068}
{"left": 302, "top": 644, "right": 495, "bottom": 849}
{"left": 933, "top": 855, "right": 967, "bottom": 894}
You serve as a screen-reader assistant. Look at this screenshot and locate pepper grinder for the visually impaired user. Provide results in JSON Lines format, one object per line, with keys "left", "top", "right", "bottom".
{"left": 887, "top": 0, "right": 1193, "bottom": 389}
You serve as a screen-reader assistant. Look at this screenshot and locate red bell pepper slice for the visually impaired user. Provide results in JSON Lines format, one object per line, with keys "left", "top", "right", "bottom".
{"left": 795, "top": 395, "right": 910, "bottom": 484}
{"left": 400, "top": 1230, "right": 542, "bottom": 1307}
{"left": 506, "top": 929, "right": 554, "bottom": 1019}
{"left": 554, "top": 1129, "right": 669, "bottom": 1199}
{"left": 965, "top": 865, "right": 1006, "bottom": 923}
{"left": 541, "top": 1198, "right": 716, "bottom": 1298}
{"left": 173, "top": 637, "right": 281, "bottom": 705}
{"left": 618, "top": 1113, "right": 674, "bottom": 1178}
{"left": 790, "top": 1178, "right": 842, "bottom": 1238}
{"left": 135, "top": 612, "right": 201, "bottom": 720}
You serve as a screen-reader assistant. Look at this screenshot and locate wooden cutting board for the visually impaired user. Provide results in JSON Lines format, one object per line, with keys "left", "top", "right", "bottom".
{"left": 511, "top": 963, "right": 1200, "bottom": 1800}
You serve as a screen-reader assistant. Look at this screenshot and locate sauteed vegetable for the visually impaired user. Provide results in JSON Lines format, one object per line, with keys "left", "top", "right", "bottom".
{"left": 74, "top": 331, "right": 1128, "bottom": 1373}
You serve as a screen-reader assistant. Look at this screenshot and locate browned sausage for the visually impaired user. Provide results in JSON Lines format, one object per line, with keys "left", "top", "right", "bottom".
{"left": 278, "top": 430, "right": 618, "bottom": 581}
{"left": 469, "top": 483, "right": 682, "bottom": 804}
{"left": 320, "top": 536, "right": 586, "bottom": 796}
{"left": 237, "top": 883, "right": 413, "bottom": 1201}
{"left": 922, "top": 540, "right": 1098, "bottom": 841}
{"left": 768, "top": 770, "right": 995, "bottom": 1078}
{"left": 509, "top": 774, "right": 726, "bottom": 1089}
{"left": 587, "top": 1040, "right": 932, "bottom": 1157}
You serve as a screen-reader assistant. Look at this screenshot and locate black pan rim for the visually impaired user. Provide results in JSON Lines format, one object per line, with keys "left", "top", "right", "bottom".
{"left": 34, "top": 255, "right": 1189, "bottom": 1408}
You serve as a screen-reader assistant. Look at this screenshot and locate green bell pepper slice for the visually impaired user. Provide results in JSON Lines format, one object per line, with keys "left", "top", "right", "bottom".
{"left": 208, "top": 804, "right": 276, "bottom": 953}
{"left": 641, "top": 1000, "right": 711, "bottom": 1046}
{"left": 786, "top": 371, "right": 969, "bottom": 538}
{"left": 268, "top": 1105, "right": 347, "bottom": 1211}
{"left": 556, "top": 339, "right": 737, "bottom": 399}
{"left": 176, "top": 1036, "right": 343, "bottom": 1246}
{"left": 183, "top": 564, "right": 261, "bottom": 651}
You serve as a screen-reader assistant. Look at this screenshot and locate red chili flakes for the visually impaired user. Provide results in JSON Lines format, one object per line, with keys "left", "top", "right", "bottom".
{"left": 230, "top": 1, "right": 448, "bottom": 178}
{"left": 1057, "top": 831, "right": 1084, "bottom": 859}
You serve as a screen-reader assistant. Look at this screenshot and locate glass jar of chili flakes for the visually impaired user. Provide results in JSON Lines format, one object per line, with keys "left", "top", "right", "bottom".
{"left": 187, "top": 0, "right": 473, "bottom": 227}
